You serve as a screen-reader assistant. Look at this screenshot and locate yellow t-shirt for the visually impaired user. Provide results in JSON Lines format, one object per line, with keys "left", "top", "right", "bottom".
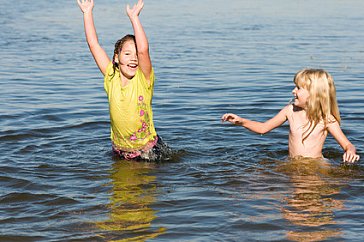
{"left": 104, "top": 62, "right": 157, "bottom": 151}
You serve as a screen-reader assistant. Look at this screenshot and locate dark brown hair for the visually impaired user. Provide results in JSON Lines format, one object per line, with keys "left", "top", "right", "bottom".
{"left": 110, "top": 34, "right": 136, "bottom": 77}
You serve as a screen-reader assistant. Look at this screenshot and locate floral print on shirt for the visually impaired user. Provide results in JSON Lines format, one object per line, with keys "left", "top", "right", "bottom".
{"left": 129, "top": 95, "right": 151, "bottom": 142}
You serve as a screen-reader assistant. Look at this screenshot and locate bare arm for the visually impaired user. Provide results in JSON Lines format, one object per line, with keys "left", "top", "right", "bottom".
{"left": 327, "top": 120, "right": 360, "bottom": 163}
{"left": 77, "top": 0, "right": 110, "bottom": 75}
{"left": 221, "top": 105, "right": 289, "bottom": 134}
{"left": 127, "top": 0, "right": 152, "bottom": 85}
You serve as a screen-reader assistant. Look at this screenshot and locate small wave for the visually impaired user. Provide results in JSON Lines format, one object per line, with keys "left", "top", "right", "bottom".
{"left": 0, "top": 121, "right": 109, "bottom": 142}
{"left": 0, "top": 235, "right": 44, "bottom": 242}
{"left": 0, "top": 192, "right": 57, "bottom": 203}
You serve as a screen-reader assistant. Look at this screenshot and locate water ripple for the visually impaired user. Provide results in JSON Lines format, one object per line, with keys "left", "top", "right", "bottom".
{"left": 1, "top": 0, "right": 364, "bottom": 241}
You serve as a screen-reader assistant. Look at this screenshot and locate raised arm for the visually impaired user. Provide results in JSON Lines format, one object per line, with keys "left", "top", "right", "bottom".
{"left": 126, "top": 0, "right": 152, "bottom": 85}
{"left": 221, "top": 105, "right": 288, "bottom": 135}
{"left": 77, "top": 0, "right": 110, "bottom": 75}
{"left": 327, "top": 120, "right": 360, "bottom": 163}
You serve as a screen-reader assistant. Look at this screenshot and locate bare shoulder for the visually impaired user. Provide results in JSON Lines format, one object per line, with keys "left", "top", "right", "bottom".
{"left": 284, "top": 104, "right": 300, "bottom": 121}
{"left": 281, "top": 104, "right": 293, "bottom": 115}
{"left": 271, "top": 104, "right": 291, "bottom": 121}
{"left": 285, "top": 104, "right": 294, "bottom": 111}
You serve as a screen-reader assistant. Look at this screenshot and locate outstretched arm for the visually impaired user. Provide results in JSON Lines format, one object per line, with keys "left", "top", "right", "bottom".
{"left": 221, "top": 106, "right": 288, "bottom": 134}
{"left": 127, "top": 0, "right": 152, "bottom": 85}
{"left": 77, "top": 0, "right": 110, "bottom": 75}
{"left": 327, "top": 121, "right": 360, "bottom": 163}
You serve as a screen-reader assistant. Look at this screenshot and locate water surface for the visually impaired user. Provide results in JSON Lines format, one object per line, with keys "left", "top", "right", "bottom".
{"left": 1, "top": 0, "right": 364, "bottom": 241}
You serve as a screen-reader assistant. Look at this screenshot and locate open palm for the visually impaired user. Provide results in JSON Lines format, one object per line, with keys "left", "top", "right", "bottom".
{"left": 126, "top": 0, "right": 144, "bottom": 19}
{"left": 77, "top": 0, "right": 94, "bottom": 14}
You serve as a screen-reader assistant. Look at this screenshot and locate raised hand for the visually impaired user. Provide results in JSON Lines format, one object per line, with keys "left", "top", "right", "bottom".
{"left": 77, "top": 0, "right": 94, "bottom": 14}
{"left": 126, "top": 0, "right": 144, "bottom": 20}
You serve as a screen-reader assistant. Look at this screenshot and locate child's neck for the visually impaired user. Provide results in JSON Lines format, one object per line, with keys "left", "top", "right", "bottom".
{"left": 120, "top": 75, "right": 131, "bottom": 87}
{"left": 292, "top": 104, "right": 305, "bottom": 112}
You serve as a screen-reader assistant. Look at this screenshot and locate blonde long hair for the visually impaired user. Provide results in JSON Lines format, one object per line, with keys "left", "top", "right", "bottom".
{"left": 293, "top": 69, "right": 341, "bottom": 141}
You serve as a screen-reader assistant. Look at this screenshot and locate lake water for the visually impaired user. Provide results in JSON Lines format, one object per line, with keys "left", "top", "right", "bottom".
{"left": 1, "top": 0, "right": 364, "bottom": 241}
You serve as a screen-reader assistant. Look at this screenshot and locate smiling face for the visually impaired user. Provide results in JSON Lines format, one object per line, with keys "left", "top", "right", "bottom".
{"left": 292, "top": 69, "right": 341, "bottom": 134}
{"left": 115, "top": 40, "right": 138, "bottom": 80}
{"left": 292, "top": 84, "right": 310, "bottom": 108}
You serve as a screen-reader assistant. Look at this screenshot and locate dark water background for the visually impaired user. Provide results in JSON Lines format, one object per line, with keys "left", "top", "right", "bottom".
{"left": 1, "top": 0, "right": 364, "bottom": 241}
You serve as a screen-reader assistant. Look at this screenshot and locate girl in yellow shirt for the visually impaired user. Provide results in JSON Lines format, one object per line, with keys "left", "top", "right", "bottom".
{"left": 77, "top": 0, "right": 170, "bottom": 161}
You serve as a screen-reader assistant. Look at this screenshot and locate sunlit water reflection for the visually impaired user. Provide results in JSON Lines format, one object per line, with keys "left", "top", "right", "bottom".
{"left": 1, "top": 0, "right": 363, "bottom": 241}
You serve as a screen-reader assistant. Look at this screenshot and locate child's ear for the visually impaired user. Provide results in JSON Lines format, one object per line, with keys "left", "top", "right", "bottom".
{"left": 114, "top": 55, "right": 119, "bottom": 64}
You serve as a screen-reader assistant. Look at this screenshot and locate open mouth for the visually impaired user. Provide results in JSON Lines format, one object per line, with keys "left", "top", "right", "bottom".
{"left": 127, "top": 63, "right": 138, "bottom": 69}
{"left": 290, "top": 96, "right": 298, "bottom": 104}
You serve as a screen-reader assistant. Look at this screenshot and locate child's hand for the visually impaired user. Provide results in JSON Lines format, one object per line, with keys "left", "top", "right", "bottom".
{"left": 126, "top": 0, "right": 144, "bottom": 20}
{"left": 221, "top": 113, "right": 243, "bottom": 125}
{"left": 77, "top": 0, "right": 94, "bottom": 14}
{"left": 343, "top": 144, "right": 360, "bottom": 163}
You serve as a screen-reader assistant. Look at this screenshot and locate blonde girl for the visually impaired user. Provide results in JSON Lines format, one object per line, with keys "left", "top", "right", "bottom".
{"left": 221, "top": 69, "right": 360, "bottom": 163}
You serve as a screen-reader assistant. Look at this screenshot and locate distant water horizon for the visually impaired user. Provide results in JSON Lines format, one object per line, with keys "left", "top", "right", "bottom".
{"left": 1, "top": 0, "right": 363, "bottom": 241}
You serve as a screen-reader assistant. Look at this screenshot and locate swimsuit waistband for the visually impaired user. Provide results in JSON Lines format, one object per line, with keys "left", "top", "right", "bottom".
{"left": 112, "top": 136, "right": 158, "bottom": 160}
